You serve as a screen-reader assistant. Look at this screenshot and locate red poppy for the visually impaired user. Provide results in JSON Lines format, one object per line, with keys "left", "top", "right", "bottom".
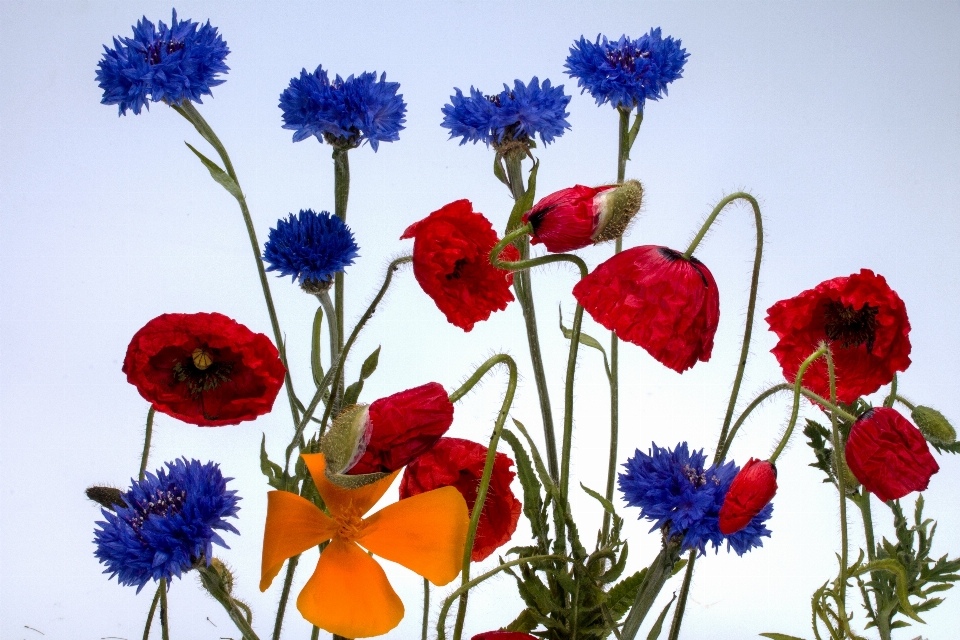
{"left": 766, "top": 269, "right": 911, "bottom": 404}
{"left": 572, "top": 245, "right": 719, "bottom": 373}
{"left": 399, "top": 437, "right": 521, "bottom": 561}
{"left": 345, "top": 382, "right": 454, "bottom": 475}
{"left": 718, "top": 458, "right": 778, "bottom": 535}
{"left": 472, "top": 633, "right": 538, "bottom": 640}
{"left": 400, "top": 200, "right": 520, "bottom": 332}
{"left": 122, "top": 312, "right": 286, "bottom": 426}
{"left": 845, "top": 407, "right": 939, "bottom": 502}
{"left": 523, "top": 184, "right": 617, "bottom": 252}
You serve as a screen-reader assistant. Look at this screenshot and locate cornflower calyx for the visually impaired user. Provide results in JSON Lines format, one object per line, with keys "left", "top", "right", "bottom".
{"left": 822, "top": 299, "right": 879, "bottom": 352}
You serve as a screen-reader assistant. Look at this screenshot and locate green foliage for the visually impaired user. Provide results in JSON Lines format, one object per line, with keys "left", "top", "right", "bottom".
{"left": 342, "top": 345, "right": 381, "bottom": 406}
{"left": 803, "top": 419, "right": 836, "bottom": 486}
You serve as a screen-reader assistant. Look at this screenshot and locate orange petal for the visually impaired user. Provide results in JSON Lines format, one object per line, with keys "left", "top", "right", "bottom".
{"left": 260, "top": 491, "right": 337, "bottom": 592}
{"left": 360, "top": 486, "right": 468, "bottom": 586}
{"left": 297, "top": 537, "right": 404, "bottom": 638}
{"left": 302, "top": 453, "right": 400, "bottom": 517}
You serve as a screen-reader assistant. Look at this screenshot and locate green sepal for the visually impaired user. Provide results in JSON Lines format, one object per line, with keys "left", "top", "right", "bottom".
{"left": 184, "top": 142, "right": 243, "bottom": 201}
{"left": 260, "top": 434, "right": 286, "bottom": 491}
{"left": 912, "top": 405, "right": 957, "bottom": 446}
{"left": 560, "top": 306, "right": 611, "bottom": 380}
{"left": 324, "top": 468, "right": 391, "bottom": 490}
{"left": 342, "top": 346, "right": 381, "bottom": 407}
{"left": 505, "top": 159, "right": 539, "bottom": 232}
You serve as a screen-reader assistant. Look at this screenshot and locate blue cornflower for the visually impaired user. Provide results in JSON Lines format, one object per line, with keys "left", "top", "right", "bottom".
{"left": 262, "top": 209, "right": 359, "bottom": 292}
{"left": 279, "top": 66, "right": 406, "bottom": 151}
{"left": 619, "top": 442, "right": 772, "bottom": 555}
{"left": 565, "top": 29, "right": 689, "bottom": 110}
{"left": 441, "top": 77, "right": 571, "bottom": 147}
{"left": 93, "top": 459, "right": 240, "bottom": 592}
{"left": 96, "top": 10, "right": 230, "bottom": 116}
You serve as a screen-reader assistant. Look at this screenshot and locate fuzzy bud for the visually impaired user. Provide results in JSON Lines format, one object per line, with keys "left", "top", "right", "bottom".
{"left": 86, "top": 486, "right": 127, "bottom": 511}
{"left": 911, "top": 406, "right": 956, "bottom": 446}
{"left": 592, "top": 179, "right": 644, "bottom": 244}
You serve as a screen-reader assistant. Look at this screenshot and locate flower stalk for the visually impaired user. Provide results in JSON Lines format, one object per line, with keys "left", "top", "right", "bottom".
{"left": 139, "top": 406, "right": 156, "bottom": 481}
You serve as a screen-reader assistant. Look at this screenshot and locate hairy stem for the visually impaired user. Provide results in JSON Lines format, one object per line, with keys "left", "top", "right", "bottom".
{"left": 159, "top": 578, "right": 170, "bottom": 640}
{"left": 770, "top": 344, "right": 829, "bottom": 464}
{"left": 139, "top": 406, "right": 156, "bottom": 481}
{"left": 271, "top": 554, "right": 299, "bottom": 640}
{"left": 666, "top": 552, "right": 697, "bottom": 640}
{"left": 621, "top": 537, "right": 683, "bottom": 640}
{"left": 142, "top": 581, "right": 162, "bottom": 640}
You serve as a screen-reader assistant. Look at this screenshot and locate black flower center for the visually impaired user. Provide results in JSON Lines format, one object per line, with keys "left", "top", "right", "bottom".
{"left": 606, "top": 45, "right": 650, "bottom": 73}
{"left": 822, "top": 300, "right": 879, "bottom": 353}
{"left": 658, "top": 247, "right": 709, "bottom": 287}
{"left": 446, "top": 258, "right": 469, "bottom": 280}
{"left": 145, "top": 39, "right": 185, "bottom": 65}
{"left": 128, "top": 486, "right": 187, "bottom": 531}
{"left": 172, "top": 347, "right": 234, "bottom": 397}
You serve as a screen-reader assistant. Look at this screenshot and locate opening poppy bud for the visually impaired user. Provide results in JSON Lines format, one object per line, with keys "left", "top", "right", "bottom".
{"left": 573, "top": 245, "right": 719, "bottom": 372}
{"left": 85, "top": 486, "right": 128, "bottom": 511}
{"left": 845, "top": 407, "right": 940, "bottom": 502}
{"left": 592, "top": 179, "right": 644, "bottom": 244}
{"left": 911, "top": 405, "right": 956, "bottom": 446}
{"left": 718, "top": 458, "right": 777, "bottom": 535}
{"left": 320, "top": 404, "right": 372, "bottom": 476}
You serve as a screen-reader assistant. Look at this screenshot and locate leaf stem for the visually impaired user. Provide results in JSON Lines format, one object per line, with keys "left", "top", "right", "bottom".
{"left": 271, "top": 554, "right": 299, "bottom": 640}
{"left": 422, "top": 578, "right": 430, "bottom": 640}
{"left": 666, "top": 552, "right": 696, "bottom": 640}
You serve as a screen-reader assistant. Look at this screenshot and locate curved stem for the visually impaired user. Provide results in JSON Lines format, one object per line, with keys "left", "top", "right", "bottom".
{"left": 142, "top": 581, "right": 162, "bottom": 640}
{"left": 271, "top": 554, "right": 299, "bottom": 640}
{"left": 452, "top": 355, "right": 519, "bottom": 640}
{"left": 717, "top": 384, "right": 791, "bottom": 462}
{"left": 197, "top": 564, "right": 261, "bottom": 640}
{"left": 490, "top": 226, "right": 588, "bottom": 279}
{"left": 666, "top": 551, "right": 696, "bottom": 640}
{"left": 139, "top": 406, "right": 156, "bottom": 481}
{"left": 770, "top": 344, "right": 829, "bottom": 465}
{"left": 448, "top": 353, "right": 516, "bottom": 404}
{"left": 826, "top": 349, "right": 853, "bottom": 636}
{"left": 158, "top": 578, "right": 170, "bottom": 640}
{"left": 882, "top": 373, "right": 898, "bottom": 409}
{"left": 894, "top": 395, "right": 916, "bottom": 412}
{"left": 284, "top": 256, "right": 412, "bottom": 473}
{"left": 171, "top": 101, "right": 300, "bottom": 428}
{"left": 437, "top": 555, "right": 566, "bottom": 640}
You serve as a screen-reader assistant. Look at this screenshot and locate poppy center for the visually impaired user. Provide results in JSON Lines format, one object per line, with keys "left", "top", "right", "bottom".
{"left": 822, "top": 300, "right": 879, "bottom": 352}
{"left": 172, "top": 346, "right": 234, "bottom": 397}
{"left": 446, "top": 258, "right": 469, "bottom": 280}
{"left": 128, "top": 485, "right": 187, "bottom": 531}
{"left": 145, "top": 39, "right": 185, "bottom": 65}
{"left": 334, "top": 507, "right": 365, "bottom": 543}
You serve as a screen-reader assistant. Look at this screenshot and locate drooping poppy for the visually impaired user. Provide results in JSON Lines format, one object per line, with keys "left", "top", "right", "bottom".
{"left": 400, "top": 200, "right": 520, "bottom": 331}
{"left": 123, "top": 312, "right": 286, "bottom": 426}
{"left": 260, "top": 454, "right": 468, "bottom": 638}
{"left": 718, "top": 458, "right": 777, "bottom": 535}
{"left": 845, "top": 407, "right": 939, "bottom": 502}
{"left": 573, "top": 245, "right": 719, "bottom": 373}
{"left": 766, "top": 269, "right": 911, "bottom": 403}
{"left": 400, "top": 437, "right": 521, "bottom": 562}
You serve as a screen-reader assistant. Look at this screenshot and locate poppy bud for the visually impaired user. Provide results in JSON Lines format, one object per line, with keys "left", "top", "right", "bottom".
{"left": 523, "top": 181, "right": 643, "bottom": 253}
{"left": 718, "top": 458, "right": 777, "bottom": 535}
{"left": 85, "top": 486, "right": 128, "bottom": 511}
{"left": 911, "top": 405, "right": 957, "bottom": 446}
{"left": 845, "top": 407, "right": 940, "bottom": 502}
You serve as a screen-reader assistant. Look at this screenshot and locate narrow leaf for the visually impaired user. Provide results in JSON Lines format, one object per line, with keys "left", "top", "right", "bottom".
{"left": 493, "top": 152, "right": 509, "bottom": 186}
{"left": 359, "top": 346, "right": 381, "bottom": 380}
{"left": 645, "top": 592, "right": 677, "bottom": 640}
{"left": 581, "top": 482, "right": 616, "bottom": 515}
{"left": 342, "top": 380, "right": 364, "bottom": 407}
{"left": 184, "top": 142, "right": 243, "bottom": 201}
{"left": 560, "top": 306, "right": 611, "bottom": 379}
{"left": 506, "top": 159, "right": 539, "bottom": 232}
{"left": 502, "top": 428, "right": 547, "bottom": 542}
{"left": 853, "top": 558, "right": 924, "bottom": 622}
{"left": 759, "top": 634, "right": 808, "bottom": 640}
{"left": 311, "top": 307, "right": 324, "bottom": 388}
{"left": 606, "top": 570, "right": 646, "bottom": 620}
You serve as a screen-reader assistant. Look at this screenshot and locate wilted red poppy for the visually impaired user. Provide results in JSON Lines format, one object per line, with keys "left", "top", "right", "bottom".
{"left": 123, "top": 312, "right": 286, "bottom": 426}
{"left": 400, "top": 200, "right": 520, "bottom": 332}
{"left": 845, "top": 407, "right": 939, "bottom": 502}
{"left": 718, "top": 458, "right": 778, "bottom": 535}
{"left": 400, "top": 437, "right": 521, "bottom": 561}
{"left": 572, "top": 245, "right": 719, "bottom": 373}
{"left": 472, "top": 633, "right": 538, "bottom": 640}
{"left": 345, "top": 382, "right": 454, "bottom": 475}
{"left": 523, "top": 184, "right": 617, "bottom": 252}
{"left": 765, "top": 269, "right": 911, "bottom": 403}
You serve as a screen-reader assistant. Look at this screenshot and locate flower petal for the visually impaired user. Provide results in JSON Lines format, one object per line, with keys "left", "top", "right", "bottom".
{"left": 260, "top": 491, "right": 336, "bottom": 592}
{"left": 302, "top": 453, "right": 400, "bottom": 518}
{"left": 297, "top": 537, "right": 404, "bottom": 638}
{"left": 360, "top": 486, "right": 468, "bottom": 586}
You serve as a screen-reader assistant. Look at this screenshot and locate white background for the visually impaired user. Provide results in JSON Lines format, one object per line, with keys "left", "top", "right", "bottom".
{"left": 1, "top": 1, "right": 958, "bottom": 639}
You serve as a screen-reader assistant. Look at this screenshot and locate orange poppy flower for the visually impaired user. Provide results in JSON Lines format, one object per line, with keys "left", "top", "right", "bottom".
{"left": 260, "top": 453, "right": 468, "bottom": 638}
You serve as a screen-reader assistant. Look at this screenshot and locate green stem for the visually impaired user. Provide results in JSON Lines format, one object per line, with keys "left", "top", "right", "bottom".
{"left": 452, "top": 355, "right": 519, "bottom": 640}
{"left": 422, "top": 578, "right": 430, "bottom": 640}
{"left": 142, "top": 582, "right": 162, "bottom": 640}
{"left": 332, "top": 147, "right": 350, "bottom": 383}
{"left": 171, "top": 101, "right": 300, "bottom": 428}
{"left": 197, "top": 564, "right": 261, "bottom": 640}
{"left": 666, "top": 552, "right": 696, "bottom": 640}
{"left": 272, "top": 554, "right": 300, "bottom": 640}
{"left": 882, "top": 373, "right": 898, "bottom": 408}
{"left": 769, "top": 344, "right": 829, "bottom": 465}
{"left": 448, "top": 354, "right": 516, "bottom": 404}
{"left": 437, "top": 555, "right": 566, "bottom": 640}
{"left": 139, "top": 407, "right": 156, "bottom": 481}
{"left": 894, "top": 395, "right": 916, "bottom": 412}
{"left": 826, "top": 349, "right": 853, "bottom": 637}
{"left": 504, "top": 152, "right": 559, "bottom": 484}
{"left": 620, "top": 536, "right": 684, "bottom": 640}
{"left": 310, "top": 627, "right": 320, "bottom": 640}
{"left": 159, "top": 578, "right": 170, "bottom": 640}
{"left": 718, "top": 384, "right": 791, "bottom": 461}
{"left": 559, "top": 303, "right": 585, "bottom": 507}
{"left": 490, "top": 225, "right": 588, "bottom": 278}
{"left": 317, "top": 292, "right": 339, "bottom": 370}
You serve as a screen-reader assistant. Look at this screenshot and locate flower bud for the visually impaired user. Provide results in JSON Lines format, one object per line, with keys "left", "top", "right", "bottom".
{"left": 85, "top": 486, "right": 128, "bottom": 511}
{"left": 718, "top": 458, "right": 777, "bottom": 535}
{"left": 911, "top": 405, "right": 956, "bottom": 446}
{"left": 319, "top": 404, "right": 371, "bottom": 476}
{"left": 523, "top": 180, "right": 643, "bottom": 253}
{"left": 845, "top": 407, "right": 940, "bottom": 502}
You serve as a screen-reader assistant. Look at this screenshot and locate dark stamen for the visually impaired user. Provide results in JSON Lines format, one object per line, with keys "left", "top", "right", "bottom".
{"left": 822, "top": 299, "right": 879, "bottom": 353}
{"left": 172, "top": 348, "right": 234, "bottom": 397}
{"left": 446, "top": 258, "right": 469, "bottom": 280}
{"left": 682, "top": 464, "right": 706, "bottom": 488}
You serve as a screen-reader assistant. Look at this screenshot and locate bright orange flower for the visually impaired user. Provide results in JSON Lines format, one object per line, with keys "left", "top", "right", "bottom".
{"left": 260, "top": 454, "right": 468, "bottom": 638}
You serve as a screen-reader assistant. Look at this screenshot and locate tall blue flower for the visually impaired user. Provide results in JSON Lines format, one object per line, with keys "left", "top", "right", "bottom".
{"left": 262, "top": 209, "right": 360, "bottom": 293}
{"left": 279, "top": 66, "right": 406, "bottom": 151}
{"left": 565, "top": 29, "right": 689, "bottom": 109}
{"left": 619, "top": 442, "right": 772, "bottom": 556}
{"left": 441, "top": 77, "right": 571, "bottom": 147}
{"left": 96, "top": 10, "right": 230, "bottom": 116}
{"left": 93, "top": 459, "right": 240, "bottom": 591}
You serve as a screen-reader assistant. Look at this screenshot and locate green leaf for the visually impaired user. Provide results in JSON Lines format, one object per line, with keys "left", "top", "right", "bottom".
{"left": 493, "top": 152, "right": 509, "bottom": 186}
{"left": 670, "top": 558, "right": 688, "bottom": 578}
{"left": 259, "top": 434, "right": 284, "bottom": 490}
{"left": 759, "top": 634, "right": 808, "bottom": 640}
{"left": 342, "top": 381, "right": 364, "bottom": 407}
{"left": 580, "top": 483, "right": 616, "bottom": 515}
{"left": 852, "top": 558, "right": 924, "bottom": 622}
{"left": 501, "top": 428, "right": 547, "bottom": 543}
{"left": 645, "top": 592, "right": 677, "bottom": 640}
{"left": 504, "top": 608, "right": 539, "bottom": 632}
{"left": 606, "top": 570, "right": 646, "bottom": 621}
{"left": 184, "top": 142, "right": 243, "bottom": 201}
{"left": 506, "top": 159, "right": 539, "bottom": 232}
{"left": 342, "top": 346, "right": 381, "bottom": 406}
{"left": 512, "top": 418, "right": 559, "bottom": 497}
{"left": 311, "top": 307, "right": 324, "bottom": 388}
{"left": 560, "top": 306, "right": 611, "bottom": 379}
